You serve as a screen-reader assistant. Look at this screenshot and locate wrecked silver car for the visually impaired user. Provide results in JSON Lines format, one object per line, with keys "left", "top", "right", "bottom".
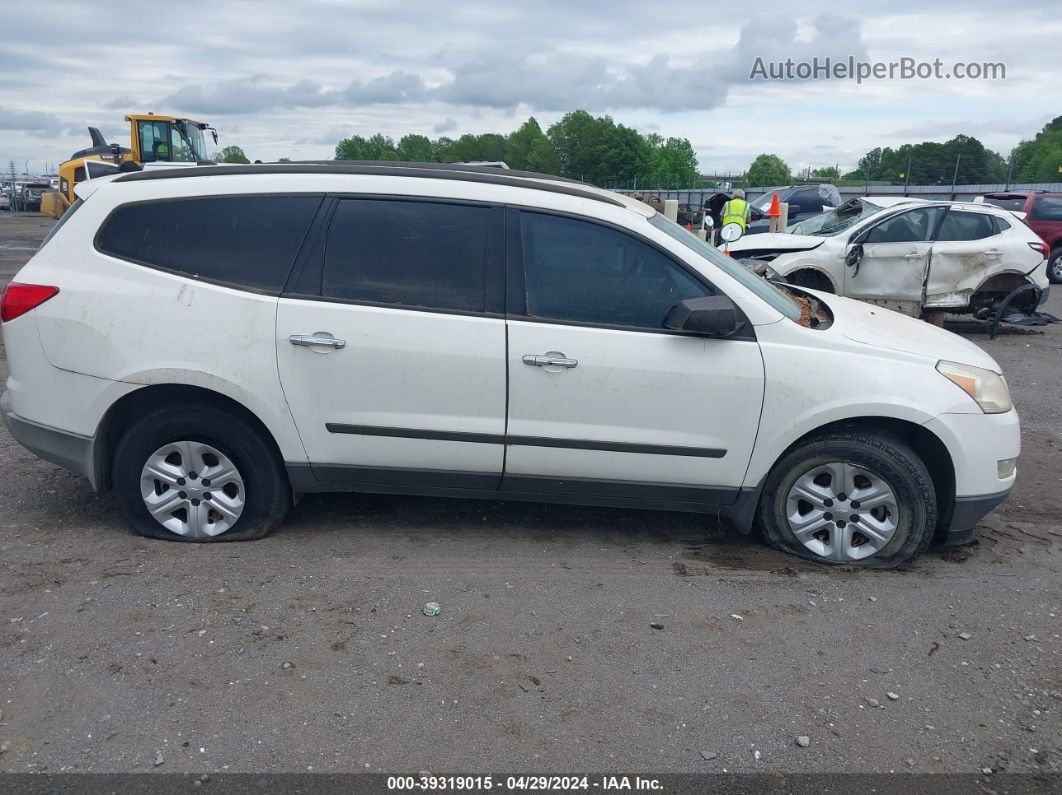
{"left": 727, "top": 197, "right": 1050, "bottom": 318}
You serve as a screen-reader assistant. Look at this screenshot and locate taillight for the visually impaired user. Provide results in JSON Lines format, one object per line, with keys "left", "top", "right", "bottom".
{"left": 1028, "top": 241, "right": 1049, "bottom": 259}
{"left": 1, "top": 283, "right": 59, "bottom": 323}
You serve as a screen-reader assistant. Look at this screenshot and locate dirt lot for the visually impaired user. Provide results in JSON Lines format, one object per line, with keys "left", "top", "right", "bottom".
{"left": 0, "top": 211, "right": 1059, "bottom": 776}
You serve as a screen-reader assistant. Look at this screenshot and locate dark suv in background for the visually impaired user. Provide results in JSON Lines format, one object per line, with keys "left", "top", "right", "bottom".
{"left": 746, "top": 184, "right": 842, "bottom": 234}
{"left": 702, "top": 184, "right": 841, "bottom": 236}
{"left": 979, "top": 191, "right": 1062, "bottom": 283}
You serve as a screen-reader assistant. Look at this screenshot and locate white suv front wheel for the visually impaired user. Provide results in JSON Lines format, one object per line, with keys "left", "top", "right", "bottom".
{"left": 113, "top": 403, "right": 291, "bottom": 542}
{"left": 758, "top": 427, "right": 937, "bottom": 568}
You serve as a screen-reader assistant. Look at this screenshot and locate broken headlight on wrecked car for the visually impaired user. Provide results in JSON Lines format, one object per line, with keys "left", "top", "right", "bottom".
{"left": 936, "top": 360, "right": 1013, "bottom": 414}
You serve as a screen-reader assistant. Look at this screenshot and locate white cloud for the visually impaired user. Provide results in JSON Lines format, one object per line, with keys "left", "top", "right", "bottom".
{"left": 0, "top": 0, "right": 1057, "bottom": 173}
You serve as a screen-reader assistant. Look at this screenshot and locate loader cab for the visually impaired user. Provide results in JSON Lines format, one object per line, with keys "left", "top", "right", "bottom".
{"left": 128, "top": 115, "right": 216, "bottom": 164}
{"left": 56, "top": 159, "right": 122, "bottom": 207}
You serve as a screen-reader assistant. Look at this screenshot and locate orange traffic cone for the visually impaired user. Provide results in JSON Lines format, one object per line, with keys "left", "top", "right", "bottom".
{"left": 766, "top": 192, "right": 781, "bottom": 218}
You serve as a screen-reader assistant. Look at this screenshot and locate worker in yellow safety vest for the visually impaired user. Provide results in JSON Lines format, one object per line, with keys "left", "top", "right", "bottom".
{"left": 720, "top": 189, "right": 750, "bottom": 230}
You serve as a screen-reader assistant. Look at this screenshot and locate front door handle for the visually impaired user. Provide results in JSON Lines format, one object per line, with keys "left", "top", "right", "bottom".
{"left": 983, "top": 248, "right": 1003, "bottom": 256}
{"left": 289, "top": 332, "right": 346, "bottom": 350}
{"left": 904, "top": 252, "right": 924, "bottom": 259}
{"left": 523, "top": 354, "right": 578, "bottom": 369}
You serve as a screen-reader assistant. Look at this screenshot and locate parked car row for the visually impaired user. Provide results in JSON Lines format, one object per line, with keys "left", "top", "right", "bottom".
{"left": 1, "top": 163, "right": 1018, "bottom": 567}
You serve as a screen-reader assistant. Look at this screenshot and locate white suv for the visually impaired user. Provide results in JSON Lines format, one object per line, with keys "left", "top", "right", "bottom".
{"left": 0, "top": 164, "right": 1020, "bottom": 567}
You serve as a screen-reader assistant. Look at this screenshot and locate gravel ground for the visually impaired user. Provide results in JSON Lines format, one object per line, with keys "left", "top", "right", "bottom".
{"left": 0, "top": 212, "right": 1058, "bottom": 776}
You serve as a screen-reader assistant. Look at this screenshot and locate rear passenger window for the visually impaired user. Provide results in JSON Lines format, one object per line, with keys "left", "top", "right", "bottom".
{"left": 1030, "top": 197, "right": 1062, "bottom": 222}
{"left": 96, "top": 196, "right": 321, "bottom": 293}
{"left": 322, "top": 199, "right": 490, "bottom": 312}
{"left": 936, "top": 211, "right": 996, "bottom": 241}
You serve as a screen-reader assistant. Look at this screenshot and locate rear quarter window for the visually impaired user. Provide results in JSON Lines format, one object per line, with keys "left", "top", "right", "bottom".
{"left": 95, "top": 195, "right": 322, "bottom": 293}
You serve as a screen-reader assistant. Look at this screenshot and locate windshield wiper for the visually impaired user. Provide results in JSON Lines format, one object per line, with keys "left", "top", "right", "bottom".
{"left": 174, "top": 124, "right": 203, "bottom": 160}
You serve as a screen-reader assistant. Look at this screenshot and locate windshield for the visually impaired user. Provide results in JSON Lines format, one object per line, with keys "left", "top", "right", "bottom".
{"left": 788, "top": 198, "right": 883, "bottom": 236}
{"left": 751, "top": 188, "right": 790, "bottom": 211}
{"left": 173, "top": 121, "right": 209, "bottom": 162}
{"left": 649, "top": 214, "right": 801, "bottom": 320}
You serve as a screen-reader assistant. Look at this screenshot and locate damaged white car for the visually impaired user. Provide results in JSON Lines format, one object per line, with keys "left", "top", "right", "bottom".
{"left": 729, "top": 197, "right": 1051, "bottom": 318}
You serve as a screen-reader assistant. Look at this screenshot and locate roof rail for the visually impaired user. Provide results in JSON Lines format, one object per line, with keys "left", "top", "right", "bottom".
{"left": 112, "top": 161, "right": 625, "bottom": 207}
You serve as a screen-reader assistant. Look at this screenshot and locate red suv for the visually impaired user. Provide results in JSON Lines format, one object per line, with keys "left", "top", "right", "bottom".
{"left": 979, "top": 191, "right": 1062, "bottom": 283}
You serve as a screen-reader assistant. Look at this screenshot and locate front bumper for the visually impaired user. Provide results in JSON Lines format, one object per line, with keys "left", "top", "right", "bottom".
{"left": 1, "top": 391, "right": 98, "bottom": 489}
{"left": 924, "top": 409, "right": 1019, "bottom": 545}
{"left": 941, "top": 488, "right": 1012, "bottom": 545}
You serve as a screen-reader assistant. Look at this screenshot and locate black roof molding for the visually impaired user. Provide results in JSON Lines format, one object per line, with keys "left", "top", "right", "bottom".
{"left": 113, "top": 161, "right": 624, "bottom": 207}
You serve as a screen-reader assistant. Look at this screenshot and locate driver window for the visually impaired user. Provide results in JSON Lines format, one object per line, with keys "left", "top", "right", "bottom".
{"left": 520, "top": 212, "right": 708, "bottom": 329}
{"left": 864, "top": 207, "right": 944, "bottom": 244}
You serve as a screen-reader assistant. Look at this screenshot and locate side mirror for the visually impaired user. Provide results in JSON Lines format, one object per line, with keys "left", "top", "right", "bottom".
{"left": 749, "top": 206, "right": 765, "bottom": 220}
{"left": 845, "top": 243, "right": 864, "bottom": 268}
{"left": 664, "top": 296, "right": 743, "bottom": 338}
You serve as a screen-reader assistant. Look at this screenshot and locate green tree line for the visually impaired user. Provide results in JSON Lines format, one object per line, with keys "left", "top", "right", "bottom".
{"left": 333, "top": 111, "right": 701, "bottom": 188}
{"left": 222, "top": 113, "right": 1062, "bottom": 189}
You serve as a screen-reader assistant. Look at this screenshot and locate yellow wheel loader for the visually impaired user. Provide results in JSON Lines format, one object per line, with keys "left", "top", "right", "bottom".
{"left": 42, "top": 114, "right": 218, "bottom": 218}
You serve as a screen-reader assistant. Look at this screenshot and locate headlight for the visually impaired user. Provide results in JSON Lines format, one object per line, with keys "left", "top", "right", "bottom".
{"left": 936, "top": 360, "right": 1012, "bottom": 413}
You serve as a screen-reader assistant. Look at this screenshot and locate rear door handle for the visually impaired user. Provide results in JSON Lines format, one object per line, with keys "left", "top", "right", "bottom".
{"left": 523, "top": 354, "right": 578, "bottom": 369}
{"left": 984, "top": 249, "right": 1003, "bottom": 256}
{"left": 904, "top": 252, "right": 924, "bottom": 259}
{"left": 289, "top": 333, "right": 346, "bottom": 350}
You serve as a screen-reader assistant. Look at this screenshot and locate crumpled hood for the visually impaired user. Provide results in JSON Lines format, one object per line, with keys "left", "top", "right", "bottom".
{"left": 728, "top": 233, "right": 825, "bottom": 253}
{"left": 807, "top": 289, "right": 1002, "bottom": 372}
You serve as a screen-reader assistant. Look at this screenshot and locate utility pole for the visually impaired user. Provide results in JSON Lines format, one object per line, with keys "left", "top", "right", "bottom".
{"left": 951, "top": 154, "right": 962, "bottom": 200}
{"left": 1004, "top": 158, "right": 1013, "bottom": 191}
{"left": 903, "top": 156, "right": 912, "bottom": 195}
{"left": 8, "top": 161, "right": 20, "bottom": 212}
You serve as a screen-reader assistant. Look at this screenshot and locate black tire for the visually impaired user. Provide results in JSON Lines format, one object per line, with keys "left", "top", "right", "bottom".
{"left": 112, "top": 403, "right": 290, "bottom": 542}
{"left": 786, "top": 269, "right": 834, "bottom": 293}
{"left": 758, "top": 426, "right": 936, "bottom": 569}
{"left": 1048, "top": 248, "right": 1062, "bottom": 285}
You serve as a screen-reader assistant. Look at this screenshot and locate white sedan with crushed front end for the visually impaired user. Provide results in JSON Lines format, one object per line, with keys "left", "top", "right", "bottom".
{"left": 729, "top": 197, "right": 1050, "bottom": 318}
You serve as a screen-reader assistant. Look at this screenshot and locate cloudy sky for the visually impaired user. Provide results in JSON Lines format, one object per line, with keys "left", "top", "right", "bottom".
{"left": 1, "top": 0, "right": 1059, "bottom": 175}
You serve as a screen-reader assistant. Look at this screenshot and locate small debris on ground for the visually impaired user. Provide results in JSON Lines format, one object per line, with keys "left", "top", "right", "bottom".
{"left": 887, "top": 692, "right": 900, "bottom": 701}
{"left": 153, "top": 750, "right": 164, "bottom": 767}
{"left": 795, "top": 735, "right": 810, "bottom": 747}
{"left": 423, "top": 602, "right": 441, "bottom": 617}
{"left": 730, "top": 614, "right": 744, "bottom": 621}
{"left": 699, "top": 750, "right": 717, "bottom": 761}
{"left": 649, "top": 622, "right": 664, "bottom": 630}
{"left": 958, "top": 632, "right": 972, "bottom": 640}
